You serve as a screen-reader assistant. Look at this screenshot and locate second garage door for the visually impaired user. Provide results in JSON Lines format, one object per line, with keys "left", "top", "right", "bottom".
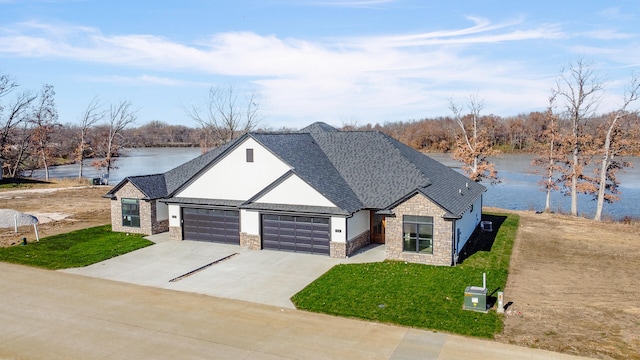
{"left": 182, "top": 208, "right": 240, "bottom": 244}
{"left": 261, "top": 214, "right": 330, "bottom": 255}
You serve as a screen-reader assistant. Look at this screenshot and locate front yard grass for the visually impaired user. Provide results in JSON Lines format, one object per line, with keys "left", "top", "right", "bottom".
{"left": 0, "top": 225, "right": 153, "bottom": 270}
{"left": 291, "top": 212, "right": 518, "bottom": 338}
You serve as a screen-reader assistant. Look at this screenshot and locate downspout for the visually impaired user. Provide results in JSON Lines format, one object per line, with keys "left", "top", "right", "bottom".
{"left": 451, "top": 219, "right": 457, "bottom": 266}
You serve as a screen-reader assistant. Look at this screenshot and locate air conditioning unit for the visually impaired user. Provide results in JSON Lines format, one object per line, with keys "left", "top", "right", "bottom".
{"left": 480, "top": 221, "right": 493, "bottom": 232}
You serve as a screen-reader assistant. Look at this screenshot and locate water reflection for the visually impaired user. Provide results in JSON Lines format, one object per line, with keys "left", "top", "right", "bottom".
{"left": 31, "top": 148, "right": 640, "bottom": 220}
{"left": 428, "top": 153, "right": 640, "bottom": 220}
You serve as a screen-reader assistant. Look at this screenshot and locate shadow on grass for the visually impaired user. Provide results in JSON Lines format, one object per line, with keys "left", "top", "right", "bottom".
{"left": 0, "top": 178, "right": 52, "bottom": 187}
{"left": 457, "top": 213, "right": 508, "bottom": 264}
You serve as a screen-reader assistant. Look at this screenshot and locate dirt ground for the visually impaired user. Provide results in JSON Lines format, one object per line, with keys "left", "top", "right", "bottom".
{"left": 0, "top": 187, "right": 638, "bottom": 359}
{"left": 495, "top": 208, "right": 640, "bottom": 360}
{"left": 0, "top": 186, "right": 111, "bottom": 247}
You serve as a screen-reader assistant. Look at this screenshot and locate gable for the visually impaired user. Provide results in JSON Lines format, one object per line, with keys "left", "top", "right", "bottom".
{"left": 176, "top": 137, "right": 291, "bottom": 201}
{"left": 114, "top": 181, "right": 146, "bottom": 200}
{"left": 250, "top": 173, "right": 337, "bottom": 207}
{"left": 105, "top": 174, "right": 166, "bottom": 200}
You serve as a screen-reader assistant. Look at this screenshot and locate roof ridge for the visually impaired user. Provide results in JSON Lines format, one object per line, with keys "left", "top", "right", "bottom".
{"left": 128, "top": 173, "right": 165, "bottom": 178}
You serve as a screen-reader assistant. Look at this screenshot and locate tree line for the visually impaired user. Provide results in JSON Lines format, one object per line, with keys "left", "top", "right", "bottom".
{"left": 362, "top": 60, "right": 639, "bottom": 221}
{"left": 2, "top": 60, "right": 638, "bottom": 221}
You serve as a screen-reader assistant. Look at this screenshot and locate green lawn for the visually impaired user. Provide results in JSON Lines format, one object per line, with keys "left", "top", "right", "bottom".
{"left": 0, "top": 225, "right": 153, "bottom": 270}
{"left": 291, "top": 212, "right": 519, "bottom": 338}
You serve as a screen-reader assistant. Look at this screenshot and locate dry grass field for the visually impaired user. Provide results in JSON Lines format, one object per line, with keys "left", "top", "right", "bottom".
{"left": 495, "top": 208, "right": 640, "bottom": 360}
{"left": 0, "top": 184, "right": 111, "bottom": 247}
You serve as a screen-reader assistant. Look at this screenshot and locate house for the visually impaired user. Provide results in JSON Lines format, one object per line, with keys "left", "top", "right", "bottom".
{"left": 105, "top": 123, "right": 486, "bottom": 266}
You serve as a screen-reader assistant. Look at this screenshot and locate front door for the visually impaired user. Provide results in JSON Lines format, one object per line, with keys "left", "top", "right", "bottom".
{"left": 370, "top": 212, "right": 386, "bottom": 244}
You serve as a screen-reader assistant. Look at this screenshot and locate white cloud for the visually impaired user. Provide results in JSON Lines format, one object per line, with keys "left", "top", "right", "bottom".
{"left": 599, "top": 7, "right": 635, "bottom": 21}
{"left": 82, "top": 74, "right": 209, "bottom": 87}
{"left": 581, "top": 29, "right": 636, "bottom": 40}
{"left": 0, "top": 16, "right": 627, "bottom": 125}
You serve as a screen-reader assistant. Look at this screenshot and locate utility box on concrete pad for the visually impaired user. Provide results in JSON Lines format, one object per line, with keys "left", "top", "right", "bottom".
{"left": 464, "top": 286, "right": 488, "bottom": 312}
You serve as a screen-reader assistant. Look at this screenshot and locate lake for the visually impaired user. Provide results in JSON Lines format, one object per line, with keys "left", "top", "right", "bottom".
{"left": 33, "top": 148, "right": 640, "bottom": 220}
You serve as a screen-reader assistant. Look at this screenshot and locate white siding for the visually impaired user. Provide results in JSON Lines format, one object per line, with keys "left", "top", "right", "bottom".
{"left": 156, "top": 201, "right": 169, "bottom": 221}
{"left": 240, "top": 209, "right": 260, "bottom": 235}
{"left": 254, "top": 174, "right": 336, "bottom": 207}
{"left": 177, "top": 138, "right": 291, "bottom": 201}
{"left": 331, "top": 216, "right": 346, "bottom": 243}
{"left": 347, "top": 210, "right": 369, "bottom": 240}
{"left": 168, "top": 204, "right": 181, "bottom": 227}
{"left": 455, "top": 195, "right": 483, "bottom": 254}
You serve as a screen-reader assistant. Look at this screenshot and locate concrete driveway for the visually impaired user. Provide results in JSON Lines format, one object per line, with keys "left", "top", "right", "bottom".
{"left": 61, "top": 233, "right": 385, "bottom": 309}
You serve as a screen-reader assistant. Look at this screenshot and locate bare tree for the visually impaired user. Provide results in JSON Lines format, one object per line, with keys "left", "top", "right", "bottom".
{"left": 30, "top": 84, "right": 58, "bottom": 181}
{"left": 0, "top": 74, "right": 18, "bottom": 99}
{"left": 1, "top": 74, "right": 38, "bottom": 178}
{"left": 92, "top": 100, "right": 137, "bottom": 183}
{"left": 184, "top": 85, "right": 260, "bottom": 151}
{"left": 76, "top": 97, "right": 104, "bottom": 178}
{"left": 592, "top": 76, "right": 640, "bottom": 220}
{"left": 6, "top": 121, "right": 33, "bottom": 178}
{"left": 449, "top": 94, "right": 499, "bottom": 183}
{"left": 531, "top": 94, "right": 565, "bottom": 212}
{"left": 1, "top": 91, "right": 36, "bottom": 155}
{"left": 555, "top": 60, "right": 604, "bottom": 216}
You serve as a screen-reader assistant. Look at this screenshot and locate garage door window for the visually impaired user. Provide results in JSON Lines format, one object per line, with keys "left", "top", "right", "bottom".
{"left": 122, "top": 198, "right": 140, "bottom": 228}
{"left": 182, "top": 208, "right": 240, "bottom": 244}
{"left": 403, "top": 215, "right": 433, "bottom": 254}
{"left": 262, "top": 214, "right": 330, "bottom": 255}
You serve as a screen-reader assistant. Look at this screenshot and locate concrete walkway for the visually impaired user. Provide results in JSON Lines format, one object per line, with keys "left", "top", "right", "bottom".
{"left": 0, "top": 262, "right": 588, "bottom": 360}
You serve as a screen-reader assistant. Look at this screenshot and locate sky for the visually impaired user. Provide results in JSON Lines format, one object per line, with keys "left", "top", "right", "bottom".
{"left": 1, "top": 0, "right": 639, "bottom": 130}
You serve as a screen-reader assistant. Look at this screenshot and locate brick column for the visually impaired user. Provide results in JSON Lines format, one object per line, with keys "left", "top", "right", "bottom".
{"left": 240, "top": 233, "right": 261, "bottom": 250}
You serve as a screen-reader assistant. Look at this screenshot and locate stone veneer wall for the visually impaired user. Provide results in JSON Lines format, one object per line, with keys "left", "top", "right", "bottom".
{"left": 346, "top": 230, "right": 370, "bottom": 256}
{"left": 240, "top": 232, "right": 261, "bottom": 250}
{"left": 111, "top": 182, "right": 154, "bottom": 236}
{"left": 153, "top": 219, "right": 169, "bottom": 234}
{"left": 330, "top": 230, "right": 371, "bottom": 258}
{"left": 386, "top": 193, "right": 453, "bottom": 266}
{"left": 330, "top": 241, "right": 346, "bottom": 258}
{"left": 169, "top": 226, "right": 181, "bottom": 241}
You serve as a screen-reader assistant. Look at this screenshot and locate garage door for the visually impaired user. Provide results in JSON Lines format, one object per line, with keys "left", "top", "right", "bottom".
{"left": 182, "top": 208, "right": 240, "bottom": 244}
{"left": 262, "top": 214, "right": 330, "bottom": 255}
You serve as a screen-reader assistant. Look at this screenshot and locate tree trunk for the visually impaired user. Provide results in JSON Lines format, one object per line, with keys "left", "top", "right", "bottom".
{"left": 571, "top": 150, "right": 578, "bottom": 216}
{"left": 41, "top": 151, "right": 49, "bottom": 181}
{"left": 545, "top": 159, "right": 553, "bottom": 212}
{"left": 105, "top": 155, "right": 111, "bottom": 185}
{"left": 78, "top": 157, "right": 84, "bottom": 178}
{"left": 78, "top": 130, "right": 85, "bottom": 179}
{"left": 594, "top": 118, "right": 616, "bottom": 221}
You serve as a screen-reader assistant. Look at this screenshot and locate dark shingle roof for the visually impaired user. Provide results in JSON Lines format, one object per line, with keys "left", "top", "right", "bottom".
{"left": 383, "top": 135, "right": 486, "bottom": 216}
{"left": 304, "top": 128, "right": 431, "bottom": 210}
{"left": 105, "top": 173, "right": 166, "bottom": 200}
{"left": 161, "top": 197, "right": 245, "bottom": 207}
{"left": 241, "top": 203, "right": 349, "bottom": 216}
{"left": 107, "top": 122, "right": 485, "bottom": 218}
